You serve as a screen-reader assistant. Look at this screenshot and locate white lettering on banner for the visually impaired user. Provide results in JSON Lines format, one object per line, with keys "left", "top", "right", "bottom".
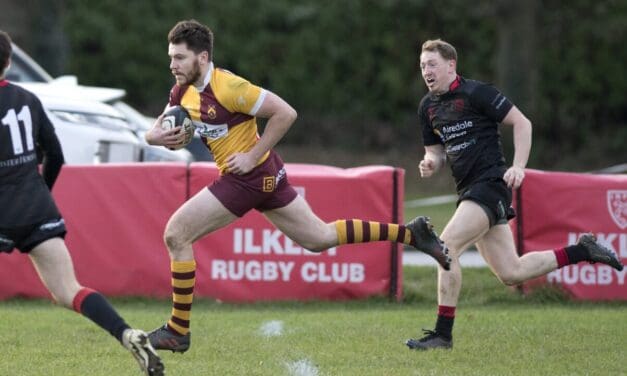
{"left": 567, "top": 232, "right": 627, "bottom": 258}
{"left": 546, "top": 265, "right": 625, "bottom": 285}
{"left": 300, "top": 262, "right": 365, "bottom": 283}
{"left": 233, "top": 228, "right": 337, "bottom": 256}
{"left": 211, "top": 260, "right": 295, "bottom": 281}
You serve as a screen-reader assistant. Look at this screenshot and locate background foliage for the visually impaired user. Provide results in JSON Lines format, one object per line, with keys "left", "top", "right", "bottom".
{"left": 4, "top": 0, "right": 626, "bottom": 170}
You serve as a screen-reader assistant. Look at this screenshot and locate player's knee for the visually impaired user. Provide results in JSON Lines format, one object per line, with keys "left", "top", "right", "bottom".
{"left": 292, "top": 226, "right": 336, "bottom": 252}
{"left": 163, "top": 225, "right": 188, "bottom": 252}
{"left": 54, "top": 284, "right": 81, "bottom": 308}
{"left": 295, "top": 239, "right": 325, "bottom": 253}
{"left": 298, "top": 236, "right": 335, "bottom": 253}
{"left": 495, "top": 270, "right": 523, "bottom": 286}
{"left": 440, "top": 237, "right": 464, "bottom": 258}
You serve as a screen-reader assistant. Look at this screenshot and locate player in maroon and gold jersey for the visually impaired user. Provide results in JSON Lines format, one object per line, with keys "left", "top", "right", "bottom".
{"left": 144, "top": 20, "right": 451, "bottom": 353}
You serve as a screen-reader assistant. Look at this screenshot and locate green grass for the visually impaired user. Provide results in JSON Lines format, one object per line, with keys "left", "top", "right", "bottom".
{"left": 404, "top": 201, "right": 455, "bottom": 234}
{"left": 1, "top": 267, "right": 625, "bottom": 376}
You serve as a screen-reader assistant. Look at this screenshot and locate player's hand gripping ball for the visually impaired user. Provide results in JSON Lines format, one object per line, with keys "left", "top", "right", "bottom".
{"left": 161, "top": 105, "right": 194, "bottom": 150}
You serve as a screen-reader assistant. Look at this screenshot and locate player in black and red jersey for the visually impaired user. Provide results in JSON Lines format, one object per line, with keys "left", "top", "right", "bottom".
{"left": 144, "top": 19, "right": 451, "bottom": 353}
{"left": 406, "top": 39, "right": 623, "bottom": 350}
{"left": 0, "top": 30, "right": 163, "bottom": 376}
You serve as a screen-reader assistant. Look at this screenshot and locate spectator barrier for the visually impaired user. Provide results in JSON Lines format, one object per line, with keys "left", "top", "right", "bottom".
{"left": 512, "top": 169, "right": 627, "bottom": 300}
{"left": 0, "top": 163, "right": 404, "bottom": 302}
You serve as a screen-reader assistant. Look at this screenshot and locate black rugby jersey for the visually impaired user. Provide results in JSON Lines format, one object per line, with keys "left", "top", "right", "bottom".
{"left": 418, "top": 76, "right": 513, "bottom": 193}
{"left": 0, "top": 80, "right": 64, "bottom": 226}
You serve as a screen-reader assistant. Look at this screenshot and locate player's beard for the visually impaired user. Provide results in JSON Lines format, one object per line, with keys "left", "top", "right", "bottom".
{"left": 176, "top": 61, "right": 202, "bottom": 86}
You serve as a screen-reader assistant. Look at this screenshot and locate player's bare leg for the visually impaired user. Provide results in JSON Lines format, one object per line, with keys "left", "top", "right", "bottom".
{"left": 149, "top": 188, "right": 238, "bottom": 353}
{"left": 265, "top": 196, "right": 450, "bottom": 269}
{"left": 407, "top": 201, "right": 487, "bottom": 350}
{"left": 30, "top": 239, "right": 164, "bottom": 375}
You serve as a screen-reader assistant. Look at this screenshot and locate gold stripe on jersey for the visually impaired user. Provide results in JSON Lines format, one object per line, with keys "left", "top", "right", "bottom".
{"left": 178, "top": 67, "right": 270, "bottom": 174}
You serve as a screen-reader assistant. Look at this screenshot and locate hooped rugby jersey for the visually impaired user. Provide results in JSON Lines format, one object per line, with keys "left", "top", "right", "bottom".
{"left": 418, "top": 76, "right": 514, "bottom": 193}
{"left": 168, "top": 63, "right": 268, "bottom": 174}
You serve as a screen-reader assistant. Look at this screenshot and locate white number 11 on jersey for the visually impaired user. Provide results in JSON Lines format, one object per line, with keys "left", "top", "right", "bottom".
{"left": 2, "top": 105, "right": 34, "bottom": 155}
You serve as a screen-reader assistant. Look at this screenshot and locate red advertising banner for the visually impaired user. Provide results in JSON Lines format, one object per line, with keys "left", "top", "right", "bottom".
{"left": 188, "top": 163, "right": 404, "bottom": 302}
{"left": 512, "top": 169, "right": 627, "bottom": 300}
{"left": 0, "top": 163, "right": 187, "bottom": 300}
{"left": 0, "top": 163, "right": 404, "bottom": 302}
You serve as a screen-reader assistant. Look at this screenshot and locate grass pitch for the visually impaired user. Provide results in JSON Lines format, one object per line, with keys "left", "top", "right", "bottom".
{"left": 1, "top": 267, "right": 624, "bottom": 376}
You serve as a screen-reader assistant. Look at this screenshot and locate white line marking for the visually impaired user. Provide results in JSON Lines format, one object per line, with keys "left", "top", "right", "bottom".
{"left": 286, "top": 359, "right": 320, "bottom": 376}
{"left": 259, "top": 320, "right": 284, "bottom": 337}
{"left": 405, "top": 194, "right": 457, "bottom": 208}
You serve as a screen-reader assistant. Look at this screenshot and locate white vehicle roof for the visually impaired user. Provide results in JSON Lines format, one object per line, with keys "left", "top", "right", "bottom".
{"left": 16, "top": 82, "right": 125, "bottom": 110}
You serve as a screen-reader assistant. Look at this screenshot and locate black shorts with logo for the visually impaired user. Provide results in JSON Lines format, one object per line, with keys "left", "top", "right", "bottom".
{"left": 0, "top": 218, "right": 67, "bottom": 253}
{"left": 458, "top": 178, "right": 516, "bottom": 227}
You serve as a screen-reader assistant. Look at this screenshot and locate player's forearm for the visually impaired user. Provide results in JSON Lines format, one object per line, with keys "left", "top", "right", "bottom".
{"left": 42, "top": 152, "right": 64, "bottom": 190}
{"left": 249, "top": 110, "right": 297, "bottom": 161}
{"left": 512, "top": 118, "right": 532, "bottom": 169}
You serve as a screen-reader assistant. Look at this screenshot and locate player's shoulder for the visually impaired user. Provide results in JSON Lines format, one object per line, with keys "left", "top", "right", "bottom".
{"left": 417, "top": 94, "right": 430, "bottom": 112}
{"left": 460, "top": 77, "right": 499, "bottom": 95}
{"left": 212, "top": 66, "right": 251, "bottom": 91}
{"left": 169, "top": 84, "right": 190, "bottom": 105}
{"left": 1, "top": 82, "right": 44, "bottom": 108}
{"left": 3, "top": 81, "right": 35, "bottom": 97}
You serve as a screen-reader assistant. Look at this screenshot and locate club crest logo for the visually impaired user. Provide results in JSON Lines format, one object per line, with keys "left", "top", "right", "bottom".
{"left": 607, "top": 190, "right": 627, "bottom": 229}
{"left": 453, "top": 98, "right": 465, "bottom": 112}
{"left": 207, "top": 105, "right": 217, "bottom": 119}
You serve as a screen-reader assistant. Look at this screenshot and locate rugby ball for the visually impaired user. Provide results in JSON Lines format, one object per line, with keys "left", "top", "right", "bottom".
{"left": 161, "top": 105, "right": 194, "bottom": 150}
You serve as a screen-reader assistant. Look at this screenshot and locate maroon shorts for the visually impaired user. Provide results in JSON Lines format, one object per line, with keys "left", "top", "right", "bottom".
{"left": 208, "top": 150, "right": 298, "bottom": 217}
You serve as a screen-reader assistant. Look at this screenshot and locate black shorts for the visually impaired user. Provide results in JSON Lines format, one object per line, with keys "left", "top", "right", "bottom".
{"left": 0, "top": 218, "right": 67, "bottom": 254}
{"left": 209, "top": 150, "right": 298, "bottom": 217}
{"left": 458, "top": 178, "right": 516, "bottom": 227}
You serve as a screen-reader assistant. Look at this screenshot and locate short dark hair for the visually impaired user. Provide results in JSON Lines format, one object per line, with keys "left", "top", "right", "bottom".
{"left": 0, "top": 30, "right": 12, "bottom": 72}
{"left": 168, "top": 19, "right": 213, "bottom": 60}
{"left": 421, "top": 39, "right": 457, "bottom": 62}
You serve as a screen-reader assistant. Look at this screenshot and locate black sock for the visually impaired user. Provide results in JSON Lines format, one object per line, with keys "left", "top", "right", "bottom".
{"left": 80, "top": 292, "right": 130, "bottom": 343}
{"left": 564, "top": 244, "right": 588, "bottom": 264}
{"left": 435, "top": 315, "right": 454, "bottom": 340}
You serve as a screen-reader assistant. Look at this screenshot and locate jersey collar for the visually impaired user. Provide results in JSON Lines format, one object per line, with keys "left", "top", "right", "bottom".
{"left": 449, "top": 75, "right": 461, "bottom": 91}
{"left": 195, "top": 62, "right": 214, "bottom": 91}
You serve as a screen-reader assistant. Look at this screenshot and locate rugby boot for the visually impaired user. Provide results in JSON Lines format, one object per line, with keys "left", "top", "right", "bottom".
{"left": 122, "top": 329, "right": 165, "bottom": 376}
{"left": 578, "top": 233, "right": 624, "bottom": 271}
{"left": 148, "top": 324, "right": 191, "bottom": 353}
{"left": 406, "top": 329, "right": 453, "bottom": 350}
{"left": 406, "top": 216, "right": 451, "bottom": 270}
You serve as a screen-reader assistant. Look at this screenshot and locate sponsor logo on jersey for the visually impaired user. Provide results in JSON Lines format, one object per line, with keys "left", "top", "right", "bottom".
{"left": 194, "top": 121, "right": 228, "bottom": 140}
{"left": 492, "top": 93, "right": 508, "bottom": 110}
{"left": 262, "top": 168, "right": 286, "bottom": 192}
{"left": 263, "top": 176, "right": 275, "bottom": 192}
{"left": 39, "top": 218, "right": 65, "bottom": 231}
{"left": 446, "top": 138, "right": 477, "bottom": 153}
{"left": 0, "top": 153, "right": 36, "bottom": 168}
{"left": 439, "top": 120, "right": 474, "bottom": 142}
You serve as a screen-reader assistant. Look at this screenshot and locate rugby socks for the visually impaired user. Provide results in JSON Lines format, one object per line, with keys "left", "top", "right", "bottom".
{"left": 553, "top": 244, "right": 588, "bottom": 268}
{"left": 72, "top": 287, "right": 130, "bottom": 343}
{"left": 335, "top": 220, "right": 412, "bottom": 245}
{"left": 166, "top": 260, "right": 196, "bottom": 336}
{"left": 434, "top": 305, "right": 456, "bottom": 340}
